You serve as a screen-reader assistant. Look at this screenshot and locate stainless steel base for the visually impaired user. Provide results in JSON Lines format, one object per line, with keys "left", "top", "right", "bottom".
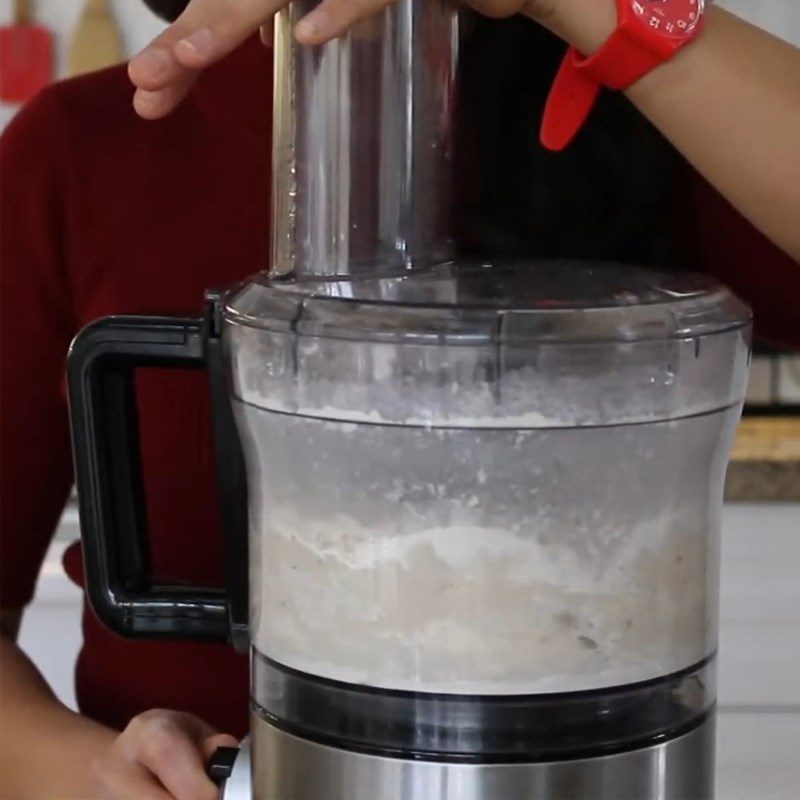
{"left": 251, "top": 713, "right": 715, "bottom": 800}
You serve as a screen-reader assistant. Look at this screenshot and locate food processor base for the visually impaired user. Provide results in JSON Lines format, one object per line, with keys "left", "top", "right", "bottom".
{"left": 248, "top": 712, "right": 715, "bottom": 800}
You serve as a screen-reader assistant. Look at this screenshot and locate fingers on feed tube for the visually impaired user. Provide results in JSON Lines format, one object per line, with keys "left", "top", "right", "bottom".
{"left": 130, "top": 0, "right": 413, "bottom": 118}
{"left": 294, "top": 0, "right": 396, "bottom": 45}
{"left": 130, "top": 0, "right": 284, "bottom": 118}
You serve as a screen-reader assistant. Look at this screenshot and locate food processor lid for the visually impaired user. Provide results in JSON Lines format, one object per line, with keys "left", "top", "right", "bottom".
{"left": 224, "top": 260, "right": 751, "bottom": 344}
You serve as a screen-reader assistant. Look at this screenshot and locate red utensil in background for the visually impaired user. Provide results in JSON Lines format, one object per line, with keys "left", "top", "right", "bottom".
{"left": 0, "top": 0, "right": 53, "bottom": 103}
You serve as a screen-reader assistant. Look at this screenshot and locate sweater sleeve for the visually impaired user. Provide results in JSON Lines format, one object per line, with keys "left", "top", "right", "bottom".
{"left": 0, "top": 88, "right": 77, "bottom": 609}
{"left": 684, "top": 174, "right": 800, "bottom": 351}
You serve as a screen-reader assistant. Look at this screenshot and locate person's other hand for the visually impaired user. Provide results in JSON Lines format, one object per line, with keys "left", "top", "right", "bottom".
{"left": 128, "top": 0, "right": 562, "bottom": 120}
{"left": 88, "top": 709, "right": 238, "bottom": 800}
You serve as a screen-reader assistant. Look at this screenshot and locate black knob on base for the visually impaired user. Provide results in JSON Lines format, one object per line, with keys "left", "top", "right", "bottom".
{"left": 207, "top": 746, "right": 240, "bottom": 785}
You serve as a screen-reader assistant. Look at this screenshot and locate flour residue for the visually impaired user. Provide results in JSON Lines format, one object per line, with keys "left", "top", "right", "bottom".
{"left": 253, "top": 507, "right": 713, "bottom": 693}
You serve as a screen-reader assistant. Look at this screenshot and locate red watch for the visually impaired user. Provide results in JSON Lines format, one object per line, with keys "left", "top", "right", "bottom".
{"left": 541, "top": 0, "right": 706, "bottom": 151}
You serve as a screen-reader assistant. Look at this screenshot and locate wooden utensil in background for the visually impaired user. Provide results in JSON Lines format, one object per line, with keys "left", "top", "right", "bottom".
{"left": 68, "top": 0, "right": 125, "bottom": 77}
{"left": 0, "top": 0, "right": 53, "bottom": 103}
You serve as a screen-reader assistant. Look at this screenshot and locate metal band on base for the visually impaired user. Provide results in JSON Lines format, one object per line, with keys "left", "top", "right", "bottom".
{"left": 251, "top": 712, "right": 715, "bottom": 800}
{"left": 252, "top": 652, "right": 716, "bottom": 761}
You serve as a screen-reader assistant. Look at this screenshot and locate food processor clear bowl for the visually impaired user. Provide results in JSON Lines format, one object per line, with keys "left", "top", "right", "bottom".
{"left": 225, "top": 260, "right": 751, "bottom": 694}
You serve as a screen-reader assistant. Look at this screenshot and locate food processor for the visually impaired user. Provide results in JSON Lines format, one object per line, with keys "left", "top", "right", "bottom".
{"left": 67, "top": 2, "right": 751, "bottom": 798}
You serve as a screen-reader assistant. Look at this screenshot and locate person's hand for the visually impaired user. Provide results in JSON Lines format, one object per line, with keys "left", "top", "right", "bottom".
{"left": 129, "top": 0, "right": 581, "bottom": 120}
{"left": 88, "top": 709, "right": 238, "bottom": 800}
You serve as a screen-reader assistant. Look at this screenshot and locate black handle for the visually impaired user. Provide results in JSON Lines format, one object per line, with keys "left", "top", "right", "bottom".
{"left": 205, "top": 291, "right": 250, "bottom": 651}
{"left": 67, "top": 312, "right": 245, "bottom": 643}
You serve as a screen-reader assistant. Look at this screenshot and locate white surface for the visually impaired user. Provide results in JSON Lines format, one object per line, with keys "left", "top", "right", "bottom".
{"left": 717, "top": 712, "right": 800, "bottom": 800}
{"left": 778, "top": 357, "right": 800, "bottom": 403}
{"left": 746, "top": 357, "right": 775, "bottom": 405}
{"left": 718, "top": 0, "right": 800, "bottom": 44}
{"left": 17, "top": 502, "right": 800, "bottom": 797}
{"left": 718, "top": 504, "right": 800, "bottom": 707}
{"left": 746, "top": 355, "right": 800, "bottom": 408}
{"left": 18, "top": 506, "right": 82, "bottom": 709}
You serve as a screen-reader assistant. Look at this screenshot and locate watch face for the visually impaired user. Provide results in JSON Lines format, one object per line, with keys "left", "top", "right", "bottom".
{"left": 632, "top": 0, "right": 705, "bottom": 37}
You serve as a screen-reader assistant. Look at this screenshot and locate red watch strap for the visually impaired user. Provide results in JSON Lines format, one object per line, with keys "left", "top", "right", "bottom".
{"left": 540, "top": 34, "right": 666, "bottom": 152}
{"left": 541, "top": 0, "right": 704, "bottom": 152}
{"left": 540, "top": 49, "right": 603, "bottom": 153}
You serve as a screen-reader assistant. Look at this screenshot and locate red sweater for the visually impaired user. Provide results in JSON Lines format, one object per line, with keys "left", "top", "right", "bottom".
{"left": 1, "top": 38, "right": 797, "bottom": 738}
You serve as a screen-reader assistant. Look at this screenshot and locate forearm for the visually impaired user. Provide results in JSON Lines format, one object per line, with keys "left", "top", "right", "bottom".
{"left": 628, "top": 7, "right": 800, "bottom": 262}
{"left": 533, "top": 1, "right": 800, "bottom": 262}
{"left": 0, "top": 635, "right": 116, "bottom": 799}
